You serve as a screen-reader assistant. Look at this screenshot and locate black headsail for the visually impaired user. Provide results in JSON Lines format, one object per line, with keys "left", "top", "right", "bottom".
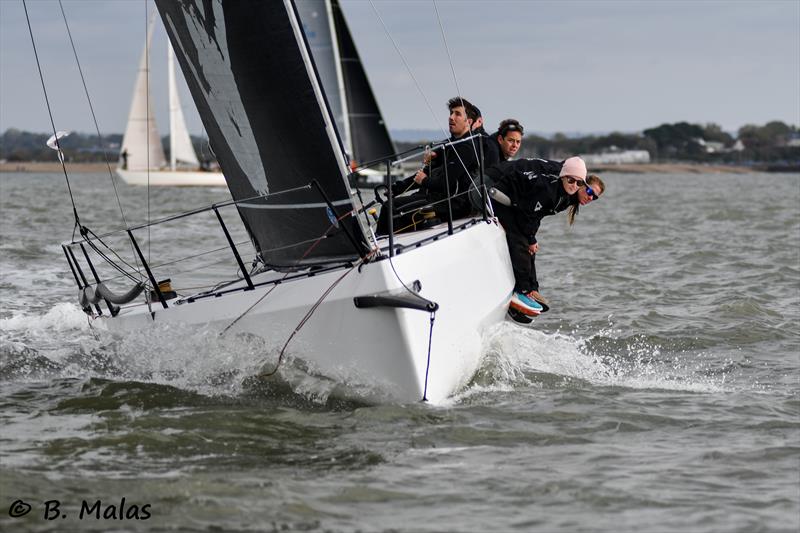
{"left": 155, "top": 0, "right": 370, "bottom": 267}
{"left": 330, "top": 0, "right": 396, "bottom": 166}
{"left": 295, "top": 0, "right": 350, "bottom": 157}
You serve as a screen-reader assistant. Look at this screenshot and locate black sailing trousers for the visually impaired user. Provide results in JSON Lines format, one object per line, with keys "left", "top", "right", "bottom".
{"left": 494, "top": 204, "right": 539, "bottom": 293}
{"left": 376, "top": 193, "right": 431, "bottom": 236}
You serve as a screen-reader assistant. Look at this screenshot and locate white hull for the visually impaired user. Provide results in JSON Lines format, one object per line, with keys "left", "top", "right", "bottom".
{"left": 116, "top": 168, "right": 226, "bottom": 187}
{"left": 356, "top": 167, "right": 389, "bottom": 185}
{"left": 103, "top": 221, "right": 514, "bottom": 403}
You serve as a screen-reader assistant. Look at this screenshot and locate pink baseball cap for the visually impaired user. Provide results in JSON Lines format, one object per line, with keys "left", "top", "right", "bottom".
{"left": 559, "top": 157, "right": 587, "bottom": 180}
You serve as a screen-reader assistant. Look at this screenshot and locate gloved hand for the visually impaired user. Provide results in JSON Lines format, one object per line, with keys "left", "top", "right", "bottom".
{"left": 391, "top": 179, "right": 410, "bottom": 197}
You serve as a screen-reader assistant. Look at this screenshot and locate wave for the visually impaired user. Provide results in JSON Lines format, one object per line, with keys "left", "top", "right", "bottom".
{"left": 1, "top": 302, "right": 90, "bottom": 333}
{"left": 0, "top": 304, "right": 387, "bottom": 407}
{"left": 455, "top": 321, "right": 738, "bottom": 402}
{"left": 0, "top": 304, "right": 760, "bottom": 408}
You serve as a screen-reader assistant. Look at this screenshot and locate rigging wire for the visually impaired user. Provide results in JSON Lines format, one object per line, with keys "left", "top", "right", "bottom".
{"left": 257, "top": 255, "right": 368, "bottom": 378}
{"left": 21, "top": 0, "right": 82, "bottom": 236}
{"left": 431, "top": 0, "right": 482, "bottom": 169}
{"left": 368, "top": 0, "right": 485, "bottom": 204}
{"left": 367, "top": 0, "right": 442, "bottom": 139}
{"left": 219, "top": 206, "right": 362, "bottom": 337}
{"left": 422, "top": 310, "right": 436, "bottom": 402}
{"left": 57, "top": 1, "right": 131, "bottom": 235}
{"left": 217, "top": 202, "right": 378, "bottom": 377}
{"left": 57, "top": 0, "right": 145, "bottom": 281}
{"left": 145, "top": 0, "right": 152, "bottom": 265}
{"left": 82, "top": 242, "right": 141, "bottom": 284}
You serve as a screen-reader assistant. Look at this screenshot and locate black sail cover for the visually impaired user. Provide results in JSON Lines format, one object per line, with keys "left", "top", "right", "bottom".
{"left": 331, "top": 0, "right": 396, "bottom": 166}
{"left": 155, "top": 0, "right": 370, "bottom": 267}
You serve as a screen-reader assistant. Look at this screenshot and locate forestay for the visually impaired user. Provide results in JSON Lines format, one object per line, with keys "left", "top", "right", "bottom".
{"left": 155, "top": 0, "right": 370, "bottom": 267}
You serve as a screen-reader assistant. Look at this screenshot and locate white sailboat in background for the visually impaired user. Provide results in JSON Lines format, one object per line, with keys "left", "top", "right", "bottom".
{"left": 116, "top": 20, "right": 225, "bottom": 187}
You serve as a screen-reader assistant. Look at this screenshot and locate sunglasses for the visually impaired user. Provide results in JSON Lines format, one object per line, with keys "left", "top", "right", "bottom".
{"left": 500, "top": 123, "right": 523, "bottom": 136}
{"left": 564, "top": 176, "right": 586, "bottom": 187}
{"left": 585, "top": 186, "right": 600, "bottom": 200}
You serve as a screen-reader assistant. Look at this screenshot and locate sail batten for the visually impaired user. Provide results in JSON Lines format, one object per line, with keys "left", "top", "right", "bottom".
{"left": 156, "top": 0, "right": 369, "bottom": 266}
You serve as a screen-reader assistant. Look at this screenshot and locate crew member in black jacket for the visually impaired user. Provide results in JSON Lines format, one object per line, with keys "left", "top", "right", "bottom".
{"left": 491, "top": 119, "right": 524, "bottom": 161}
{"left": 487, "top": 156, "right": 588, "bottom": 318}
{"left": 471, "top": 109, "right": 501, "bottom": 170}
{"left": 376, "top": 97, "right": 482, "bottom": 235}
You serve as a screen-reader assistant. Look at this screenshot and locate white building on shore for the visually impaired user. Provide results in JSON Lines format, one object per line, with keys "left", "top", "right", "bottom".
{"left": 580, "top": 148, "right": 651, "bottom": 165}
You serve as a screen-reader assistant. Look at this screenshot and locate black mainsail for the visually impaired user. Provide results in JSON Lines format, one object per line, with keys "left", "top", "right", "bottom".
{"left": 155, "top": 0, "right": 369, "bottom": 267}
{"left": 331, "top": 0, "right": 396, "bottom": 166}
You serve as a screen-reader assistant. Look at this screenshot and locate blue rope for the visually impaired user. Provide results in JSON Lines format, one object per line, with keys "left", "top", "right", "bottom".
{"left": 421, "top": 310, "right": 436, "bottom": 402}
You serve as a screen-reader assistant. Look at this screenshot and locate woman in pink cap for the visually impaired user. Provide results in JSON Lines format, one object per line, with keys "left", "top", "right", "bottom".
{"left": 486, "top": 156, "right": 599, "bottom": 322}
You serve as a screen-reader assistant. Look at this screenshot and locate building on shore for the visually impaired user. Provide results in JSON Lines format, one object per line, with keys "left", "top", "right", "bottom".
{"left": 580, "top": 148, "right": 651, "bottom": 165}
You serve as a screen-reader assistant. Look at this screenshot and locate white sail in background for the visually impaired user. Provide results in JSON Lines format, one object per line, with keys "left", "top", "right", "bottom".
{"left": 168, "top": 42, "right": 199, "bottom": 170}
{"left": 120, "top": 14, "right": 167, "bottom": 171}
{"left": 296, "top": 0, "right": 351, "bottom": 155}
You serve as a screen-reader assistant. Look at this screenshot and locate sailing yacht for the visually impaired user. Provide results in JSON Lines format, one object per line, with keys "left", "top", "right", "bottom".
{"left": 65, "top": 0, "right": 514, "bottom": 403}
{"left": 116, "top": 21, "right": 225, "bottom": 187}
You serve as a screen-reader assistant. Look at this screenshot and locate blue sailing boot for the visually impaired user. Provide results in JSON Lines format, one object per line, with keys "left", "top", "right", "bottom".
{"left": 509, "top": 291, "right": 543, "bottom": 318}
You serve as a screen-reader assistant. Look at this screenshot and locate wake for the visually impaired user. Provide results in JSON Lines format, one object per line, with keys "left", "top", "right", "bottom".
{"left": 458, "top": 321, "right": 736, "bottom": 401}
{"left": 0, "top": 303, "right": 387, "bottom": 405}
{"left": 2, "top": 305, "right": 740, "bottom": 407}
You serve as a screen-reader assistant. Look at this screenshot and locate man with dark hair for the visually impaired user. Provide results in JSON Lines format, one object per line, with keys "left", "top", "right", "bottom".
{"left": 376, "top": 96, "right": 483, "bottom": 235}
{"left": 493, "top": 119, "right": 524, "bottom": 161}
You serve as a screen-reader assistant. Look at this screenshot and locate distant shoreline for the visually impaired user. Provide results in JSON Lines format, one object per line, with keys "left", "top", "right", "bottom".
{"left": 589, "top": 163, "right": 755, "bottom": 174}
{"left": 0, "top": 161, "right": 792, "bottom": 175}
{"left": 0, "top": 162, "right": 116, "bottom": 173}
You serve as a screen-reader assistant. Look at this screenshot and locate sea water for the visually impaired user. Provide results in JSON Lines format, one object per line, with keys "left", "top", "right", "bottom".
{"left": 0, "top": 171, "right": 798, "bottom": 532}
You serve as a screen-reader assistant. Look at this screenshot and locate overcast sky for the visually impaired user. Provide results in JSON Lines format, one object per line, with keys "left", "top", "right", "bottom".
{"left": 1, "top": 0, "right": 798, "bottom": 138}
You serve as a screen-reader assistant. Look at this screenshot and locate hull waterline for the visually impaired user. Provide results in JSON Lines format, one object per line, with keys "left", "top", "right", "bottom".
{"left": 116, "top": 168, "right": 227, "bottom": 187}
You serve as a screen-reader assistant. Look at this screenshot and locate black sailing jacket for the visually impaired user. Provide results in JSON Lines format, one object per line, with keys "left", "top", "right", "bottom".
{"left": 486, "top": 158, "right": 573, "bottom": 244}
{"left": 393, "top": 131, "right": 482, "bottom": 218}
{"left": 488, "top": 129, "right": 509, "bottom": 162}
{"left": 474, "top": 126, "right": 500, "bottom": 170}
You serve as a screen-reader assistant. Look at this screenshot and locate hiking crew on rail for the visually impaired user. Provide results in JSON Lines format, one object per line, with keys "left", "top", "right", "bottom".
{"left": 378, "top": 97, "right": 605, "bottom": 320}
{"left": 376, "top": 97, "right": 483, "bottom": 235}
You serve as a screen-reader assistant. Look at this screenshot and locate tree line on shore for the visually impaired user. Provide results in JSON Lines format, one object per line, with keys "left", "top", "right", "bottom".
{"left": 0, "top": 129, "right": 214, "bottom": 165}
{"left": 401, "top": 121, "right": 798, "bottom": 167}
{"left": 2, "top": 120, "right": 798, "bottom": 167}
